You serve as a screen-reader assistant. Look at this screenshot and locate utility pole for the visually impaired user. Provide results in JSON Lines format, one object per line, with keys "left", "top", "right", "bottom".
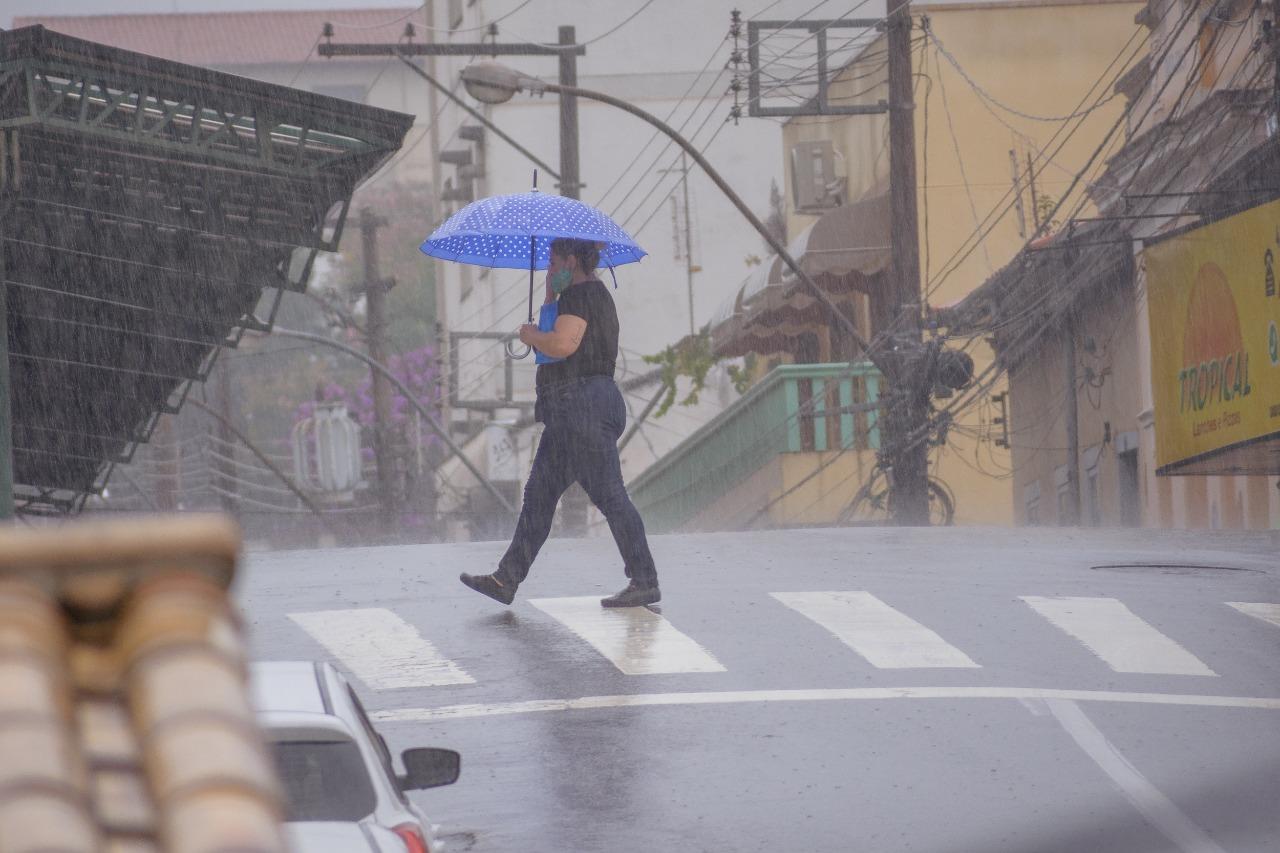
{"left": 554, "top": 23, "right": 590, "bottom": 536}
{"left": 558, "top": 25, "right": 582, "bottom": 198}
{"left": 360, "top": 208, "right": 397, "bottom": 535}
{"left": 0, "top": 132, "right": 16, "bottom": 520}
{"left": 214, "top": 359, "right": 238, "bottom": 516}
{"left": 1026, "top": 152, "right": 1042, "bottom": 230}
{"left": 153, "top": 415, "right": 179, "bottom": 512}
{"left": 424, "top": 5, "right": 449, "bottom": 543}
{"left": 1063, "top": 316, "right": 1081, "bottom": 525}
{"left": 661, "top": 152, "right": 699, "bottom": 335}
{"left": 1008, "top": 150, "right": 1027, "bottom": 239}
{"left": 884, "top": 1, "right": 931, "bottom": 525}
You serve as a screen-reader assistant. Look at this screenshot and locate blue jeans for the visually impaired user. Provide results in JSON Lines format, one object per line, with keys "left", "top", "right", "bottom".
{"left": 497, "top": 376, "right": 658, "bottom": 587}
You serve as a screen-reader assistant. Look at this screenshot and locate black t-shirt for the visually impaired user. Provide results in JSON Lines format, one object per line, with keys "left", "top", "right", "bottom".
{"left": 535, "top": 279, "right": 618, "bottom": 389}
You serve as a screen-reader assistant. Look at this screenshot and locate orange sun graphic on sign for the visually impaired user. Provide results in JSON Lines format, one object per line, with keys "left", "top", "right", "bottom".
{"left": 1178, "top": 262, "right": 1251, "bottom": 415}
{"left": 1182, "top": 262, "right": 1243, "bottom": 365}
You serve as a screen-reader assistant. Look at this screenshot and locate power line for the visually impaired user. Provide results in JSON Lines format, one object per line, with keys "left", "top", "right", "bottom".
{"left": 931, "top": 39, "right": 993, "bottom": 274}
{"left": 925, "top": 2, "right": 1238, "bottom": 453}
{"left": 501, "top": 0, "right": 660, "bottom": 49}
{"left": 930, "top": 28, "right": 1124, "bottom": 123}
{"left": 330, "top": 1, "right": 535, "bottom": 33}
{"left": 745, "top": 1, "right": 1201, "bottom": 523}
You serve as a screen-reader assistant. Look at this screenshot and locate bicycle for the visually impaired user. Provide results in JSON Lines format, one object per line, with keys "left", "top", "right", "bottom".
{"left": 838, "top": 457, "right": 957, "bottom": 526}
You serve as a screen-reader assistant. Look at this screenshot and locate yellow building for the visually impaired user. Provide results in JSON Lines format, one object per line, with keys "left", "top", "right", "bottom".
{"left": 953, "top": 0, "right": 1280, "bottom": 530}
{"left": 694, "top": 0, "right": 1145, "bottom": 527}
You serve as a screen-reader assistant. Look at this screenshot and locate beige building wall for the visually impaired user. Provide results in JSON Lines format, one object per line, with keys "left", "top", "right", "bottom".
{"left": 1010, "top": 278, "right": 1280, "bottom": 529}
{"left": 688, "top": 449, "right": 880, "bottom": 531}
{"left": 778, "top": 0, "right": 1144, "bottom": 525}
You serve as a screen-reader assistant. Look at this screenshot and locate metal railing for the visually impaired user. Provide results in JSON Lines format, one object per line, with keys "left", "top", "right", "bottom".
{"left": 628, "top": 362, "right": 881, "bottom": 532}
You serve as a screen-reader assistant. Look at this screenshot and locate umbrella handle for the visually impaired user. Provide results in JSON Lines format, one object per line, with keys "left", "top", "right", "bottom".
{"left": 506, "top": 236, "right": 538, "bottom": 361}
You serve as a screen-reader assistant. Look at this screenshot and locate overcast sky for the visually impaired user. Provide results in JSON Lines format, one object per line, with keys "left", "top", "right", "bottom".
{"left": 5, "top": 0, "right": 416, "bottom": 29}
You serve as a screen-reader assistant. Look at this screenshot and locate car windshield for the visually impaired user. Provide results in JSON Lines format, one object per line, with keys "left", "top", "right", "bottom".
{"left": 269, "top": 739, "right": 377, "bottom": 822}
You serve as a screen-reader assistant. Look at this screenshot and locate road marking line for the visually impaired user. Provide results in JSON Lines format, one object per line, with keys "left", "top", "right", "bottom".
{"left": 1227, "top": 601, "right": 1280, "bottom": 629}
{"left": 1021, "top": 596, "right": 1217, "bottom": 676}
{"left": 528, "top": 597, "right": 725, "bottom": 676}
{"left": 1046, "top": 699, "right": 1228, "bottom": 853}
{"left": 288, "top": 608, "right": 474, "bottom": 689}
{"left": 369, "top": 687, "right": 1280, "bottom": 722}
{"left": 771, "top": 591, "right": 980, "bottom": 669}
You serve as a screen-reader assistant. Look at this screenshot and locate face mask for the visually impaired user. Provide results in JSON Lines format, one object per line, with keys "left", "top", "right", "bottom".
{"left": 550, "top": 268, "right": 574, "bottom": 295}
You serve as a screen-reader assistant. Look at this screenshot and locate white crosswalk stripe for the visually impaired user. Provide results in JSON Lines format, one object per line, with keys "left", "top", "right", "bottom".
{"left": 771, "top": 591, "right": 981, "bottom": 669}
{"left": 528, "top": 597, "right": 726, "bottom": 675}
{"left": 288, "top": 608, "right": 475, "bottom": 689}
{"left": 283, "top": 594, "right": 1256, "bottom": 691}
{"left": 1021, "top": 596, "right": 1217, "bottom": 676}
{"left": 1226, "top": 602, "right": 1280, "bottom": 629}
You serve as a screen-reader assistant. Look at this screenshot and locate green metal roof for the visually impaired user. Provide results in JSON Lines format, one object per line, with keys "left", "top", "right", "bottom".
{"left": 0, "top": 25, "right": 414, "bottom": 514}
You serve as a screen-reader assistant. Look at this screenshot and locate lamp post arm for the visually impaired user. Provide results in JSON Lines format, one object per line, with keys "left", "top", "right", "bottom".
{"left": 185, "top": 397, "right": 337, "bottom": 533}
{"left": 396, "top": 53, "right": 561, "bottom": 181}
{"left": 538, "top": 81, "right": 885, "bottom": 374}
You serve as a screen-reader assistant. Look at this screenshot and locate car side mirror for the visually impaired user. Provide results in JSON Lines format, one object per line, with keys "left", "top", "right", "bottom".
{"left": 399, "top": 747, "right": 460, "bottom": 790}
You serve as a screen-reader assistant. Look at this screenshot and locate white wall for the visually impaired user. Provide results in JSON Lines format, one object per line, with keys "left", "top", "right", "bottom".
{"left": 426, "top": 0, "right": 853, "bottom": 480}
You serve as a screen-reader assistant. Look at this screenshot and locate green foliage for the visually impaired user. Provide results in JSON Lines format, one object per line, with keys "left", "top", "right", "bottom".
{"left": 643, "top": 330, "right": 727, "bottom": 418}
{"left": 725, "top": 352, "right": 758, "bottom": 395}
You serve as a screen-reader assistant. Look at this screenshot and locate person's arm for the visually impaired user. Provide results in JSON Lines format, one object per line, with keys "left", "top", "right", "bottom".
{"left": 520, "top": 314, "right": 587, "bottom": 358}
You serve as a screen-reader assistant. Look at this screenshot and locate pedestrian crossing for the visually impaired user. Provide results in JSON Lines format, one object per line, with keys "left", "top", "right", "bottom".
{"left": 284, "top": 594, "right": 1280, "bottom": 692}
{"left": 771, "top": 591, "right": 981, "bottom": 669}
{"left": 527, "top": 596, "right": 726, "bottom": 675}
{"left": 287, "top": 608, "right": 475, "bottom": 689}
{"left": 1227, "top": 601, "right": 1280, "bottom": 629}
{"left": 1020, "top": 596, "right": 1218, "bottom": 677}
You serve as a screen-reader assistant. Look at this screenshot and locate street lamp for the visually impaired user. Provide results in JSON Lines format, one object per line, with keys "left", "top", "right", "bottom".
{"left": 457, "top": 61, "right": 881, "bottom": 370}
{"left": 460, "top": 61, "right": 542, "bottom": 104}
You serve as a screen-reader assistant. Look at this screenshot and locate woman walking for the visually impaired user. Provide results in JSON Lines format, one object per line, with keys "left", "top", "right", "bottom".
{"left": 460, "top": 238, "right": 660, "bottom": 608}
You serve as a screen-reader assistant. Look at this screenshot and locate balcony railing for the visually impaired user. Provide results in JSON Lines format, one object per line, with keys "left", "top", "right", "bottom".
{"left": 628, "top": 362, "right": 881, "bottom": 532}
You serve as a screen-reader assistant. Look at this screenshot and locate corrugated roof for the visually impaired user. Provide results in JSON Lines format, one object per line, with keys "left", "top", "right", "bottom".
{"left": 0, "top": 25, "right": 412, "bottom": 512}
{"left": 12, "top": 8, "right": 418, "bottom": 67}
{"left": 0, "top": 516, "right": 287, "bottom": 853}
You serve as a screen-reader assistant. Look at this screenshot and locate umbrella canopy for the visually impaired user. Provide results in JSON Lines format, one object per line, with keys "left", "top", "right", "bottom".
{"left": 420, "top": 190, "right": 646, "bottom": 270}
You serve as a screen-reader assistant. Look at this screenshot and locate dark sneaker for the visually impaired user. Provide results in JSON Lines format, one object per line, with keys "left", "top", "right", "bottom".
{"left": 601, "top": 581, "right": 660, "bottom": 608}
{"left": 460, "top": 572, "right": 516, "bottom": 605}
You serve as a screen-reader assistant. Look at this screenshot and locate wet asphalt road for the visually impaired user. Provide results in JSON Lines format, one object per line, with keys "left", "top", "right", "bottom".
{"left": 237, "top": 527, "right": 1280, "bottom": 853}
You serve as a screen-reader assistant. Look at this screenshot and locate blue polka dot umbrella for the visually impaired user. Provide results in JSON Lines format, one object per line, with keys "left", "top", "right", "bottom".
{"left": 419, "top": 190, "right": 646, "bottom": 271}
{"left": 419, "top": 174, "right": 646, "bottom": 358}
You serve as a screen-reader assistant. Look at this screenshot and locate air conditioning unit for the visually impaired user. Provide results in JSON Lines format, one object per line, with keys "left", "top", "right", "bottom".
{"left": 790, "top": 140, "right": 845, "bottom": 213}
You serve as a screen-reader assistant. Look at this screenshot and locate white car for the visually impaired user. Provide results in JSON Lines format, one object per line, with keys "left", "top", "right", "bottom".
{"left": 285, "top": 822, "right": 411, "bottom": 853}
{"left": 251, "top": 661, "right": 460, "bottom": 853}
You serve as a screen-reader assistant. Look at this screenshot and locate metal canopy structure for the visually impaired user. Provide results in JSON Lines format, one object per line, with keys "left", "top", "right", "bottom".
{"left": 0, "top": 25, "right": 413, "bottom": 515}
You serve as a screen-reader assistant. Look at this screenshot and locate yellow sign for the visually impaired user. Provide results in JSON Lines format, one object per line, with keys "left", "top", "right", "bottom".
{"left": 1145, "top": 199, "right": 1280, "bottom": 473}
